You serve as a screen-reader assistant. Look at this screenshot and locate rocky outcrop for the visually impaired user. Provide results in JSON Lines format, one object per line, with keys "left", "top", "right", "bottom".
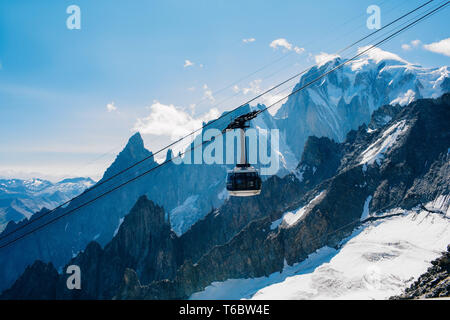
{"left": 62, "top": 195, "right": 182, "bottom": 299}
{"left": 295, "top": 136, "right": 343, "bottom": 186}
{"left": 0, "top": 261, "right": 59, "bottom": 300}
{"left": 392, "top": 245, "right": 450, "bottom": 299}
{"left": 368, "top": 103, "right": 402, "bottom": 130}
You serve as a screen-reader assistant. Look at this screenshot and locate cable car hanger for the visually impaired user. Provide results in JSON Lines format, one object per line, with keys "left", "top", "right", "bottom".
{"left": 223, "top": 111, "right": 262, "bottom": 197}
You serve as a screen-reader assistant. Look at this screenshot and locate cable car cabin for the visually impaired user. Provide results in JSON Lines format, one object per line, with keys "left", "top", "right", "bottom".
{"left": 226, "top": 164, "right": 262, "bottom": 197}
{"left": 223, "top": 111, "right": 262, "bottom": 197}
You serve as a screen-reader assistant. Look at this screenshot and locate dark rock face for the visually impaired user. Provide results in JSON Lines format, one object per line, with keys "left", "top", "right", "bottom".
{"left": 0, "top": 261, "right": 59, "bottom": 300}
{"left": 296, "top": 136, "right": 343, "bottom": 186}
{"left": 372, "top": 96, "right": 449, "bottom": 212}
{"left": 392, "top": 245, "right": 450, "bottom": 299}
{"left": 114, "top": 268, "right": 143, "bottom": 300}
{"left": 63, "top": 196, "right": 182, "bottom": 299}
{"left": 368, "top": 103, "right": 402, "bottom": 130}
{"left": 2, "top": 94, "right": 449, "bottom": 300}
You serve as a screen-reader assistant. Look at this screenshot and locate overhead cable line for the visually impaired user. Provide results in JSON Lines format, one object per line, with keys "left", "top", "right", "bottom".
{"left": 1, "top": 0, "right": 446, "bottom": 249}
{"left": 2, "top": 0, "right": 431, "bottom": 244}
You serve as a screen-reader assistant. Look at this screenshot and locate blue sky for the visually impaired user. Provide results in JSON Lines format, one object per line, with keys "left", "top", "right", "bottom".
{"left": 0, "top": 0, "right": 449, "bottom": 181}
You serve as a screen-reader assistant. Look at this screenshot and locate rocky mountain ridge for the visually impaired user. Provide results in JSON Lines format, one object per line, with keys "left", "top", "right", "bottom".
{"left": 2, "top": 93, "right": 448, "bottom": 299}
{"left": 391, "top": 245, "right": 450, "bottom": 299}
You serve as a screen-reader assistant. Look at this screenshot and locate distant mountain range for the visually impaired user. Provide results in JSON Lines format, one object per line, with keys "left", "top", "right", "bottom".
{"left": 0, "top": 48, "right": 448, "bottom": 296}
{"left": 0, "top": 177, "right": 95, "bottom": 232}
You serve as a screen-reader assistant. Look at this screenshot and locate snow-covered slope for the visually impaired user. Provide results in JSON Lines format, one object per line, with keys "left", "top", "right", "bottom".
{"left": 0, "top": 177, "right": 95, "bottom": 232}
{"left": 191, "top": 203, "right": 450, "bottom": 300}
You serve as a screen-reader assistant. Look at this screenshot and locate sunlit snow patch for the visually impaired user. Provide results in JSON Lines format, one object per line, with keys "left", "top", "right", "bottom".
{"left": 113, "top": 217, "right": 124, "bottom": 237}
{"left": 170, "top": 195, "right": 202, "bottom": 236}
{"left": 359, "top": 120, "right": 409, "bottom": 166}
{"left": 360, "top": 196, "right": 373, "bottom": 221}
{"left": 271, "top": 191, "right": 326, "bottom": 230}
{"left": 390, "top": 89, "right": 416, "bottom": 106}
{"left": 424, "top": 194, "right": 450, "bottom": 217}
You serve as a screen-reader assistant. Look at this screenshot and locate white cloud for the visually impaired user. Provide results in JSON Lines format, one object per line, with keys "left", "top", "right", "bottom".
{"left": 231, "top": 80, "right": 263, "bottom": 95}
{"left": 270, "top": 38, "right": 293, "bottom": 51}
{"left": 270, "top": 38, "right": 304, "bottom": 54}
{"left": 423, "top": 38, "right": 450, "bottom": 57}
{"left": 294, "top": 46, "right": 305, "bottom": 54}
{"left": 133, "top": 101, "right": 220, "bottom": 142}
{"left": 314, "top": 52, "right": 340, "bottom": 66}
{"left": 411, "top": 39, "right": 421, "bottom": 47}
{"left": 184, "top": 59, "right": 194, "bottom": 68}
{"left": 242, "top": 79, "right": 262, "bottom": 95}
{"left": 231, "top": 79, "right": 288, "bottom": 114}
{"left": 401, "top": 44, "right": 412, "bottom": 51}
{"left": 202, "top": 84, "right": 215, "bottom": 103}
{"left": 243, "top": 38, "right": 256, "bottom": 43}
{"left": 106, "top": 102, "right": 117, "bottom": 112}
{"left": 402, "top": 40, "right": 421, "bottom": 52}
{"left": 261, "top": 93, "right": 288, "bottom": 115}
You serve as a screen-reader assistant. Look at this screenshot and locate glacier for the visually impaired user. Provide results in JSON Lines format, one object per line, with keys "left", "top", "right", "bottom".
{"left": 191, "top": 201, "right": 450, "bottom": 300}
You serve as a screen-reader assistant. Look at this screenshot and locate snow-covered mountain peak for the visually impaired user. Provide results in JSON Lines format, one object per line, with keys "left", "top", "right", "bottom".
{"left": 356, "top": 46, "right": 409, "bottom": 65}
{"left": 273, "top": 48, "right": 448, "bottom": 159}
{"left": 314, "top": 52, "right": 342, "bottom": 68}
